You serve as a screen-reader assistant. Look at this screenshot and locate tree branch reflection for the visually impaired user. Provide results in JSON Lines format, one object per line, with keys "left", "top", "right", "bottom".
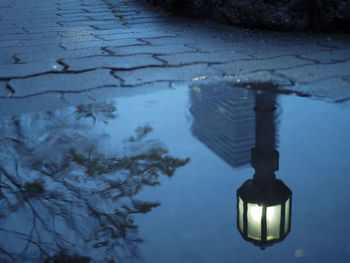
{"left": 0, "top": 102, "right": 189, "bottom": 262}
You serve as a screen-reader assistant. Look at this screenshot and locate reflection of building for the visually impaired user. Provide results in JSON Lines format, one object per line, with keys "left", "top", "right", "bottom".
{"left": 190, "top": 85, "right": 255, "bottom": 168}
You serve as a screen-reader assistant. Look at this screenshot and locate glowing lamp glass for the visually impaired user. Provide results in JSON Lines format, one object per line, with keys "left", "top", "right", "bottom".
{"left": 237, "top": 179, "right": 292, "bottom": 248}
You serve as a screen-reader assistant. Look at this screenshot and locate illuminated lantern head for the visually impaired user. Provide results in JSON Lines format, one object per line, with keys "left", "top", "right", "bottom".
{"left": 237, "top": 178, "right": 292, "bottom": 249}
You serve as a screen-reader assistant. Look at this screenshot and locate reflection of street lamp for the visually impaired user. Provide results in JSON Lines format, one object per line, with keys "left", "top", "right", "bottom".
{"left": 237, "top": 178, "right": 292, "bottom": 249}
{"left": 236, "top": 90, "right": 292, "bottom": 249}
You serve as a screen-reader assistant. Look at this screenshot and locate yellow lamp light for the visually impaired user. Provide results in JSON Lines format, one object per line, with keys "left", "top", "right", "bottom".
{"left": 237, "top": 179, "right": 292, "bottom": 249}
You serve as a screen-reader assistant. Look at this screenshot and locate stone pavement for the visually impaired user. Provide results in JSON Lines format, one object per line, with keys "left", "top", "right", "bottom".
{"left": 1, "top": 0, "right": 350, "bottom": 116}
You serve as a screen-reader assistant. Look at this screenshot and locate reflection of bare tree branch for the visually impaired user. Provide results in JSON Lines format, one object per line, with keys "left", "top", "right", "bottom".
{"left": 0, "top": 103, "right": 189, "bottom": 262}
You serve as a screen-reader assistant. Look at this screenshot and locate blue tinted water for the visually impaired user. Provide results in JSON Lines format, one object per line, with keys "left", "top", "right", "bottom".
{"left": 0, "top": 85, "right": 350, "bottom": 262}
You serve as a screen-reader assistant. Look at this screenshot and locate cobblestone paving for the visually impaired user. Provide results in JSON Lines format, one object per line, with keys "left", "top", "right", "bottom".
{"left": 1, "top": 0, "right": 350, "bottom": 115}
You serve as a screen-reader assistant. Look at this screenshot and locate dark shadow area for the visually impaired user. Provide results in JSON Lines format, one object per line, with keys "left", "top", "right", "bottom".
{"left": 145, "top": 0, "right": 350, "bottom": 33}
{"left": 170, "top": 0, "right": 209, "bottom": 17}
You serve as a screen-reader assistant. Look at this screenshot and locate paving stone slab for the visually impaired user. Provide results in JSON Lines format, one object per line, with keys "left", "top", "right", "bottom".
{"left": 0, "top": 44, "right": 64, "bottom": 56}
{"left": 76, "top": 11, "right": 112, "bottom": 16}
{"left": 63, "top": 54, "right": 163, "bottom": 70}
{"left": 158, "top": 51, "right": 251, "bottom": 65}
{"left": 275, "top": 61, "right": 350, "bottom": 84}
{"left": 21, "top": 34, "right": 98, "bottom": 47}
{"left": 58, "top": 13, "right": 95, "bottom": 19}
{"left": 99, "top": 31, "right": 177, "bottom": 41}
{"left": 288, "top": 78, "right": 350, "bottom": 101}
{"left": 235, "top": 44, "right": 333, "bottom": 60}
{"left": 87, "top": 12, "right": 138, "bottom": 19}
{"left": 108, "top": 43, "right": 194, "bottom": 55}
{"left": 92, "top": 28, "right": 166, "bottom": 37}
{"left": 60, "top": 20, "right": 122, "bottom": 27}
{"left": 114, "top": 64, "right": 217, "bottom": 86}
{"left": 0, "top": 32, "right": 59, "bottom": 41}
{"left": 123, "top": 17, "right": 167, "bottom": 24}
{"left": 92, "top": 23, "right": 128, "bottom": 30}
{"left": 0, "top": 28, "right": 26, "bottom": 34}
{"left": 0, "top": 54, "right": 15, "bottom": 65}
{"left": 17, "top": 47, "right": 107, "bottom": 63}
{"left": 54, "top": 17, "right": 97, "bottom": 23}
{"left": 140, "top": 36, "right": 208, "bottom": 46}
{"left": 299, "top": 50, "right": 350, "bottom": 64}
{"left": 61, "top": 38, "right": 142, "bottom": 49}
{"left": 211, "top": 56, "right": 311, "bottom": 76}
{"left": 0, "top": 59, "right": 63, "bottom": 79}
{"left": 120, "top": 13, "right": 166, "bottom": 19}
{"left": 80, "top": 7, "right": 109, "bottom": 13}
{"left": 8, "top": 69, "right": 121, "bottom": 97}
{"left": 25, "top": 26, "right": 93, "bottom": 33}
{"left": 0, "top": 40, "right": 22, "bottom": 48}
{"left": 58, "top": 30, "right": 96, "bottom": 38}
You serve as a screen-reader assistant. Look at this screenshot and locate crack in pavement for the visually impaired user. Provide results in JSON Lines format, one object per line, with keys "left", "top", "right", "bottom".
{"left": 5, "top": 83, "right": 15, "bottom": 94}
{"left": 0, "top": 57, "right": 317, "bottom": 82}
{"left": 11, "top": 55, "right": 22, "bottom": 64}
{"left": 0, "top": 84, "right": 121, "bottom": 99}
{"left": 56, "top": 58, "right": 69, "bottom": 71}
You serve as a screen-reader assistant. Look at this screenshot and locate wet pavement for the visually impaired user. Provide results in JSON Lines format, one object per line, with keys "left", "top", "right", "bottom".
{"left": 1, "top": 0, "right": 350, "bottom": 262}
{"left": 1, "top": 0, "right": 350, "bottom": 117}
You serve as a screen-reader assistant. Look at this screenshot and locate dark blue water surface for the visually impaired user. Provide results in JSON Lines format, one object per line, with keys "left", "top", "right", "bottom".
{"left": 0, "top": 84, "right": 350, "bottom": 262}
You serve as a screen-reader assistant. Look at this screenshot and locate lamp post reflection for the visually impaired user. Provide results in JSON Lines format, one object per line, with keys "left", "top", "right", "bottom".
{"left": 237, "top": 90, "right": 292, "bottom": 249}
{"left": 189, "top": 84, "right": 292, "bottom": 249}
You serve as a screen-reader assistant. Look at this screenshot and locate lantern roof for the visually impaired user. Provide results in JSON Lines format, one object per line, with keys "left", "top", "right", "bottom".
{"left": 237, "top": 178, "right": 291, "bottom": 207}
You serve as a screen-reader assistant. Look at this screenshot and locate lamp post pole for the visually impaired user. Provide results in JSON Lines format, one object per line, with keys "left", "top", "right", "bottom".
{"left": 251, "top": 91, "right": 279, "bottom": 182}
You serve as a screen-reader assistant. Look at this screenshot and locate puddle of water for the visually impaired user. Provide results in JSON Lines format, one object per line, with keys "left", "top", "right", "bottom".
{"left": 0, "top": 84, "right": 350, "bottom": 262}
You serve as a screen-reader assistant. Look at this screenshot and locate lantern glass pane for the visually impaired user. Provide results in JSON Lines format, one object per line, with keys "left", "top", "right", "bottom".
{"left": 238, "top": 197, "right": 244, "bottom": 233}
{"left": 284, "top": 198, "right": 290, "bottom": 234}
{"left": 247, "top": 203, "right": 262, "bottom": 240}
{"left": 266, "top": 204, "right": 281, "bottom": 240}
